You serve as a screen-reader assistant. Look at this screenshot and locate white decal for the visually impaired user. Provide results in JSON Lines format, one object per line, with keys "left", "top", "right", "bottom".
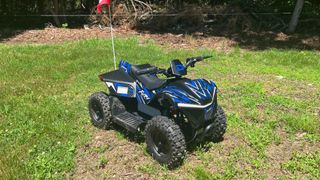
{"left": 117, "top": 86, "right": 128, "bottom": 94}
{"left": 138, "top": 90, "right": 150, "bottom": 100}
{"left": 106, "top": 82, "right": 115, "bottom": 90}
{"left": 177, "top": 87, "right": 216, "bottom": 108}
{"left": 185, "top": 80, "right": 207, "bottom": 98}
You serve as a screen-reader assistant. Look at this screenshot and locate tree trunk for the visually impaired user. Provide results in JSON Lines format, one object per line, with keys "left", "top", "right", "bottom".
{"left": 175, "top": 0, "right": 184, "bottom": 10}
{"left": 288, "top": 0, "right": 304, "bottom": 33}
{"left": 52, "top": 0, "right": 61, "bottom": 27}
{"left": 1, "top": 0, "right": 7, "bottom": 15}
{"left": 60, "top": 0, "right": 67, "bottom": 24}
{"left": 37, "top": 0, "right": 44, "bottom": 14}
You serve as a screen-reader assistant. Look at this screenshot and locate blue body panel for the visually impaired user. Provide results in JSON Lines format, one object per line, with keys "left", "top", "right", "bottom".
{"left": 157, "top": 79, "right": 216, "bottom": 106}
{"left": 119, "top": 60, "right": 132, "bottom": 73}
{"left": 116, "top": 60, "right": 216, "bottom": 107}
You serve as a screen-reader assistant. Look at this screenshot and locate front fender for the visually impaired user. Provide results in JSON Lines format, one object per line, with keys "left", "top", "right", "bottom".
{"left": 156, "top": 79, "right": 218, "bottom": 129}
{"left": 158, "top": 79, "right": 217, "bottom": 106}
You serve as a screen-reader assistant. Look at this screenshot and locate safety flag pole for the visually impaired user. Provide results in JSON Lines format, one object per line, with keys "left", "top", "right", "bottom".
{"left": 97, "top": 0, "right": 116, "bottom": 70}
{"left": 108, "top": 5, "right": 117, "bottom": 70}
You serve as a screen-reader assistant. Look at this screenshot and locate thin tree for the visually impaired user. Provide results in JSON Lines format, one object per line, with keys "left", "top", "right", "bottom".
{"left": 288, "top": 0, "right": 305, "bottom": 33}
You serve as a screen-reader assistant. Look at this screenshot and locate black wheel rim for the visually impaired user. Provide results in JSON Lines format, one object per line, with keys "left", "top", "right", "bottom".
{"left": 150, "top": 128, "right": 170, "bottom": 157}
{"left": 90, "top": 99, "right": 104, "bottom": 123}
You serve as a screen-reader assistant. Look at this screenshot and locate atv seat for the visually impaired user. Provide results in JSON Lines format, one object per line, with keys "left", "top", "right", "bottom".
{"left": 131, "top": 64, "right": 166, "bottom": 90}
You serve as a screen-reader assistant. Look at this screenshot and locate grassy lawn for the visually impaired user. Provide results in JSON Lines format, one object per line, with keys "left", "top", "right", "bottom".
{"left": 0, "top": 38, "right": 319, "bottom": 179}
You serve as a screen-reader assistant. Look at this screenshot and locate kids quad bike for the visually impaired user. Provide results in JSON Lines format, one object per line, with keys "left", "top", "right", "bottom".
{"left": 88, "top": 56, "right": 227, "bottom": 168}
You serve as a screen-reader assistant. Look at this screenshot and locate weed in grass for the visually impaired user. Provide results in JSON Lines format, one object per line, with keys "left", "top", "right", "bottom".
{"left": 282, "top": 114, "right": 318, "bottom": 134}
{"left": 192, "top": 166, "right": 218, "bottom": 180}
{"left": 194, "top": 143, "right": 216, "bottom": 166}
{"left": 115, "top": 131, "right": 127, "bottom": 140}
{"left": 303, "top": 133, "right": 320, "bottom": 142}
{"left": 227, "top": 113, "right": 280, "bottom": 154}
{"left": 192, "top": 165, "right": 237, "bottom": 179}
{"left": 90, "top": 145, "right": 108, "bottom": 154}
{"left": 158, "top": 174, "right": 180, "bottom": 180}
{"left": 282, "top": 151, "right": 320, "bottom": 178}
{"left": 136, "top": 163, "right": 159, "bottom": 174}
{"left": 102, "top": 171, "right": 111, "bottom": 179}
{"left": 195, "top": 150, "right": 213, "bottom": 166}
{"left": 97, "top": 156, "right": 108, "bottom": 169}
{"left": 223, "top": 164, "right": 238, "bottom": 179}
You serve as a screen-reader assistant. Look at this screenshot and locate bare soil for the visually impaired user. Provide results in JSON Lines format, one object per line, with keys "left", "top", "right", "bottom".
{"left": 73, "top": 126, "right": 248, "bottom": 179}
{"left": 1, "top": 26, "right": 319, "bottom": 51}
{"left": 74, "top": 127, "right": 151, "bottom": 179}
{"left": 0, "top": 27, "right": 237, "bottom": 52}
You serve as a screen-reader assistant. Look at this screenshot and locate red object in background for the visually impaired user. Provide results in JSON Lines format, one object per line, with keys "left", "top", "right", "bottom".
{"left": 97, "top": 0, "right": 111, "bottom": 13}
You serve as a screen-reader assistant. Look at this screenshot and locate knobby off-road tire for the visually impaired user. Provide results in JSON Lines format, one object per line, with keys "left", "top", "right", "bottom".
{"left": 145, "top": 116, "right": 186, "bottom": 169}
{"left": 211, "top": 105, "right": 227, "bottom": 141}
{"left": 88, "top": 92, "right": 112, "bottom": 129}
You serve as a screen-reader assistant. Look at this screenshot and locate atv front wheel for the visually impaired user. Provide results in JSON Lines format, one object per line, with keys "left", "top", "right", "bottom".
{"left": 145, "top": 116, "right": 186, "bottom": 169}
{"left": 88, "top": 92, "right": 112, "bottom": 129}
{"left": 210, "top": 105, "right": 227, "bottom": 141}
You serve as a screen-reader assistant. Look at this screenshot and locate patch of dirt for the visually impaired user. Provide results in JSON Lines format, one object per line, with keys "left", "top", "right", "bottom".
{"left": 138, "top": 32, "right": 237, "bottom": 51}
{"left": 1, "top": 27, "right": 237, "bottom": 52}
{"left": 2, "top": 26, "right": 319, "bottom": 52}
{"left": 73, "top": 126, "right": 248, "bottom": 179}
{"left": 265, "top": 128, "right": 320, "bottom": 178}
{"left": 74, "top": 127, "right": 152, "bottom": 179}
{"left": 0, "top": 27, "right": 135, "bottom": 44}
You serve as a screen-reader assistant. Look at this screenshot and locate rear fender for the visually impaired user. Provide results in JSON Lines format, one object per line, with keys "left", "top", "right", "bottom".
{"left": 99, "top": 69, "right": 136, "bottom": 98}
{"left": 105, "top": 82, "right": 136, "bottom": 98}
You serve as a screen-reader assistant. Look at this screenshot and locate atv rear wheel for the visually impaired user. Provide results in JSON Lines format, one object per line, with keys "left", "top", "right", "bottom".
{"left": 88, "top": 92, "right": 112, "bottom": 129}
{"left": 145, "top": 116, "right": 186, "bottom": 169}
{"left": 210, "top": 105, "right": 227, "bottom": 141}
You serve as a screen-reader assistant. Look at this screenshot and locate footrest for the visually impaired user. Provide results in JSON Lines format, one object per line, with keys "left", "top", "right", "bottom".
{"left": 113, "top": 112, "right": 145, "bottom": 132}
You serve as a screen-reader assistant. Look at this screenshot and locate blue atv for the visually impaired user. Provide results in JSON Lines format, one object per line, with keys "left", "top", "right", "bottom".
{"left": 88, "top": 56, "right": 227, "bottom": 168}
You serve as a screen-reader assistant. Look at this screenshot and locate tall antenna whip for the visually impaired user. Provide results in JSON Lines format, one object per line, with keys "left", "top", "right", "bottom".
{"left": 108, "top": 5, "right": 116, "bottom": 70}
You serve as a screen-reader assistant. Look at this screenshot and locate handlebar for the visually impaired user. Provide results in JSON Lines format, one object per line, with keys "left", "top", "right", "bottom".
{"left": 185, "top": 55, "right": 212, "bottom": 68}
{"left": 187, "top": 55, "right": 212, "bottom": 61}
{"left": 135, "top": 55, "right": 212, "bottom": 77}
{"left": 201, "top": 55, "right": 213, "bottom": 60}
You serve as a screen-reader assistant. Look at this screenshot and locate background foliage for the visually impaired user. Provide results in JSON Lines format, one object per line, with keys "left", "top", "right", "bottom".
{"left": 0, "top": 0, "right": 319, "bottom": 15}
{"left": 0, "top": 0, "right": 319, "bottom": 31}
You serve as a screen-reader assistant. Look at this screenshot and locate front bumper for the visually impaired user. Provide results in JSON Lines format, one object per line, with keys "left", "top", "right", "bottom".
{"left": 179, "top": 94, "right": 218, "bottom": 129}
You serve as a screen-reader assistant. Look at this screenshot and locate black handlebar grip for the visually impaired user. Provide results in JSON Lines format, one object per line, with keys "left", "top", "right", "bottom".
{"left": 188, "top": 55, "right": 212, "bottom": 62}
{"left": 202, "top": 55, "right": 213, "bottom": 59}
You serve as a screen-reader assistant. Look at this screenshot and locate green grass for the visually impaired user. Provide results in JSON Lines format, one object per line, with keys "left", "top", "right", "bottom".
{"left": 282, "top": 151, "right": 320, "bottom": 177}
{"left": 0, "top": 38, "right": 319, "bottom": 178}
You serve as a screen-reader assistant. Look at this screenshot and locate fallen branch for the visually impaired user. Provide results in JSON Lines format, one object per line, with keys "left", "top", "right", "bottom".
{"left": 133, "top": 0, "right": 152, "bottom": 11}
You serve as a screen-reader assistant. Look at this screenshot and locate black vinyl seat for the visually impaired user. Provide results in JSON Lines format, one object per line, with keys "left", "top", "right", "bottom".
{"left": 131, "top": 64, "right": 166, "bottom": 90}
